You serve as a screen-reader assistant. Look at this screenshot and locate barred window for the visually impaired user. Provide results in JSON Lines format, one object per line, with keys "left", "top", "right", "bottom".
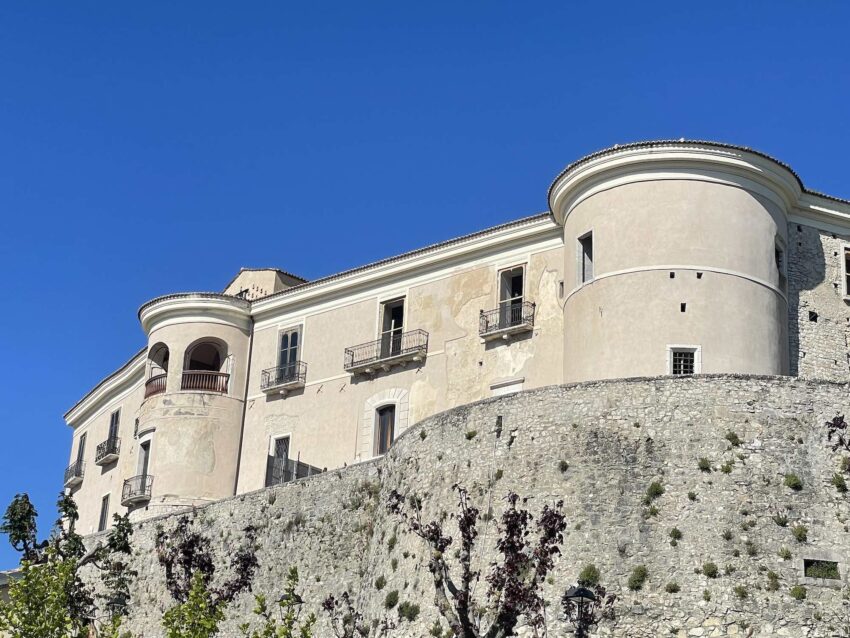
{"left": 672, "top": 350, "right": 695, "bottom": 375}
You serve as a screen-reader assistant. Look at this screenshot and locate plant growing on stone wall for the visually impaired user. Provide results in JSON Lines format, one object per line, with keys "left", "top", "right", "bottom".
{"left": 702, "top": 562, "right": 718, "bottom": 579}
{"left": 0, "top": 492, "right": 135, "bottom": 638}
{"left": 697, "top": 457, "right": 711, "bottom": 472}
{"left": 784, "top": 474, "right": 803, "bottom": 491}
{"left": 789, "top": 585, "right": 807, "bottom": 600}
{"left": 791, "top": 524, "right": 808, "bottom": 543}
{"left": 156, "top": 515, "right": 259, "bottom": 637}
{"left": 627, "top": 565, "right": 648, "bottom": 591}
{"left": 387, "top": 484, "right": 568, "bottom": 638}
{"left": 322, "top": 590, "right": 395, "bottom": 638}
{"left": 239, "top": 567, "right": 316, "bottom": 638}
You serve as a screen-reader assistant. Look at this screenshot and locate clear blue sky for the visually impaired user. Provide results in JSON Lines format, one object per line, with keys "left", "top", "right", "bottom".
{"left": 1, "top": 2, "right": 848, "bottom": 568}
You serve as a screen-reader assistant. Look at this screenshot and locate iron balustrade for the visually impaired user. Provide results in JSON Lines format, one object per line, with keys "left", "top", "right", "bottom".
{"left": 261, "top": 361, "right": 307, "bottom": 390}
{"left": 145, "top": 373, "right": 167, "bottom": 398}
{"left": 95, "top": 437, "right": 121, "bottom": 464}
{"left": 122, "top": 475, "right": 153, "bottom": 504}
{"left": 344, "top": 329, "right": 429, "bottom": 371}
{"left": 479, "top": 301, "right": 536, "bottom": 336}
{"left": 64, "top": 460, "right": 85, "bottom": 485}
{"left": 181, "top": 370, "right": 229, "bottom": 393}
{"left": 265, "top": 457, "right": 324, "bottom": 487}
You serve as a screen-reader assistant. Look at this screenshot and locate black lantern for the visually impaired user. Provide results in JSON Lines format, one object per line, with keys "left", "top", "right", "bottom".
{"left": 277, "top": 591, "right": 304, "bottom": 620}
{"left": 563, "top": 585, "right": 597, "bottom": 637}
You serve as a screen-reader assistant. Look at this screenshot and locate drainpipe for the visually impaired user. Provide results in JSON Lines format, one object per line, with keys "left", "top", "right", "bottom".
{"left": 233, "top": 315, "right": 254, "bottom": 496}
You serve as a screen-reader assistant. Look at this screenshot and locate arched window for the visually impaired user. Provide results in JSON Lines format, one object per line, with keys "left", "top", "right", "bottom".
{"left": 145, "top": 343, "right": 170, "bottom": 398}
{"left": 375, "top": 405, "right": 396, "bottom": 456}
{"left": 185, "top": 342, "right": 223, "bottom": 371}
{"left": 182, "top": 340, "right": 229, "bottom": 393}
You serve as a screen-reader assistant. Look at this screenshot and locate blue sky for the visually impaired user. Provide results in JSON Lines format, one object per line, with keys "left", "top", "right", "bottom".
{"left": 0, "top": 1, "right": 848, "bottom": 568}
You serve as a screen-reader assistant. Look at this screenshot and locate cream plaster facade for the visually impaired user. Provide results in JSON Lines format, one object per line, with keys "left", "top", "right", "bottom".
{"left": 63, "top": 140, "right": 850, "bottom": 534}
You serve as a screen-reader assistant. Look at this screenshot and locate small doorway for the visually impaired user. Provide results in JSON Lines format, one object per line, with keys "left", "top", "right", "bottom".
{"left": 375, "top": 405, "right": 396, "bottom": 456}
{"left": 380, "top": 299, "right": 405, "bottom": 358}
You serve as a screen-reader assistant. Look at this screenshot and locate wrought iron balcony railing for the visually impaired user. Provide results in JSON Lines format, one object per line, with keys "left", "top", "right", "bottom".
{"left": 181, "top": 370, "right": 229, "bottom": 394}
{"left": 344, "top": 329, "right": 429, "bottom": 373}
{"left": 95, "top": 437, "right": 121, "bottom": 465}
{"left": 144, "top": 373, "right": 167, "bottom": 398}
{"left": 261, "top": 361, "right": 307, "bottom": 394}
{"left": 64, "top": 460, "right": 85, "bottom": 488}
{"left": 479, "top": 301, "right": 535, "bottom": 340}
{"left": 121, "top": 475, "right": 153, "bottom": 506}
{"left": 265, "top": 458, "right": 324, "bottom": 487}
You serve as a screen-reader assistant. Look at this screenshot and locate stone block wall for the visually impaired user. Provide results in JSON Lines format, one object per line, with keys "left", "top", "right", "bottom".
{"left": 95, "top": 375, "right": 850, "bottom": 637}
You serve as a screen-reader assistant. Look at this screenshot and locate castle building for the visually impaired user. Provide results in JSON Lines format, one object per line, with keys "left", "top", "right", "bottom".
{"left": 63, "top": 140, "right": 850, "bottom": 534}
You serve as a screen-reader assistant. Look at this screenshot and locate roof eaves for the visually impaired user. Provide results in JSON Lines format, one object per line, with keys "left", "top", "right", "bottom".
{"left": 63, "top": 347, "right": 147, "bottom": 422}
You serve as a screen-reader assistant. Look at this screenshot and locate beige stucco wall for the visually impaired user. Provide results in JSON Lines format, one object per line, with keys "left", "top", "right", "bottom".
{"left": 562, "top": 179, "right": 789, "bottom": 381}
{"left": 235, "top": 244, "right": 565, "bottom": 493}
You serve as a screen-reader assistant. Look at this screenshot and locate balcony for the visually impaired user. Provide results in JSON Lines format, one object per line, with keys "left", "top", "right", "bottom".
{"left": 121, "top": 475, "right": 153, "bottom": 506}
{"left": 344, "top": 329, "right": 429, "bottom": 375}
{"left": 63, "top": 460, "right": 84, "bottom": 488}
{"left": 479, "top": 301, "right": 535, "bottom": 341}
{"left": 265, "top": 457, "right": 324, "bottom": 487}
{"left": 261, "top": 361, "right": 307, "bottom": 396}
{"left": 145, "top": 373, "right": 167, "bottom": 399}
{"left": 181, "top": 370, "right": 229, "bottom": 394}
{"left": 95, "top": 437, "right": 121, "bottom": 466}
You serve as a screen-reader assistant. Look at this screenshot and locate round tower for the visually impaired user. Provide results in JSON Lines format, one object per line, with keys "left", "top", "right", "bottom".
{"left": 548, "top": 141, "right": 796, "bottom": 382}
{"left": 127, "top": 293, "right": 252, "bottom": 518}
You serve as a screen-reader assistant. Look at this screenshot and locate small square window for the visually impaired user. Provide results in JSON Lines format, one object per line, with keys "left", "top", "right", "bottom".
{"left": 668, "top": 347, "right": 700, "bottom": 376}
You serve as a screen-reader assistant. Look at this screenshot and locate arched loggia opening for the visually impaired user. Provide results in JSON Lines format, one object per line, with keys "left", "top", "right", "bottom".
{"left": 145, "top": 343, "right": 170, "bottom": 399}
{"left": 181, "top": 339, "right": 230, "bottom": 393}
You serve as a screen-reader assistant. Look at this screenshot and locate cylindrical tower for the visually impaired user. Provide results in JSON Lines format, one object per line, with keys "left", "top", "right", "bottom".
{"left": 548, "top": 141, "right": 798, "bottom": 382}
{"left": 127, "top": 293, "right": 252, "bottom": 519}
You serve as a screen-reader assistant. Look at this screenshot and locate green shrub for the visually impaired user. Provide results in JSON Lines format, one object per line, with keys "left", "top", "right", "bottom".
{"left": 744, "top": 540, "right": 758, "bottom": 557}
{"left": 789, "top": 585, "right": 807, "bottom": 601}
{"left": 375, "top": 575, "right": 386, "bottom": 590}
{"left": 702, "top": 562, "right": 718, "bottom": 579}
{"left": 702, "top": 589, "right": 711, "bottom": 602}
{"left": 733, "top": 585, "right": 748, "bottom": 600}
{"left": 384, "top": 590, "right": 399, "bottom": 609}
{"left": 430, "top": 620, "right": 444, "bottom": 637}
{"left": 766, "top": 570, "right": 780, "bottom": 591}
{"left": 725, "top": 431, "right": 742, "bottom": 447}
{"left": 644, "top": 481, "right": 664, "bottom": 504}
{"left": 720, "top": 461, "right": 733, "bottom": 474}
{"left": 627, "top": 565, "right": 648, "bottom": 591}
{"left": 784, "top": 474, "right": 803, "bottom": 491}
{"left": 577, "top": 564, "right": 600, "bottom": 587}
{"left": 721, "top": 529, "right": 733, "bottom": 541}
{"left": 665, "top": 582, "right": 680, "bottom": 594}
{"left": 687, "top": 491, "right": 697, "bottom": 501}
{"left": 791, "top": 524, "right": 808, "bottom": 543}
{"left": 494, "top": 469, "right": 503, "bottom": 481}
{"left": 832, "top": 473, "right": 848, "bottom": 493}
{"left": 419, "top": 430, "right": 427, "bottom": 440}
{"left": 647, "top": 505, "right": 659, "bottom": 517}
{"left": 387, "top": 534, "right": 397, "bottom": 551}
{"left": 558, "top": 460, "right": 569, "bottom": 473}
{"left": 669, "top": 528, "right": 682, "bottom": 541}
{"left": 397, "top": 601, "right": 420, "bottom": 622}
{"left": 778, "top": 546, "right": 792, "bottom": 560}
{"left": 391, "top": 558, "right": 398, "bottom": 571}
{"left": 804, "top": 560, "right": 840, "bottom": 579}
{"left": 772, "top": 513, "right": 788, "bottom": 527}
{"left": 465, "top": 430, "right": 477, "bottom": 440}
{"left": 698, "top": 458, "right": 711, "bottom": 472}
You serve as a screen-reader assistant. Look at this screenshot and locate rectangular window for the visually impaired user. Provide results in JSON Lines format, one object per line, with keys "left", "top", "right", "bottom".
{"left": 98, "top": 495, "right": 110, "bottom": 533}
{"left": 109, "top": 410, "right": 120, "bottom": 440}
{"left": 277, "top": 328, "right": 301, "bottom": 383}
{"left": 498, "top": 266, "right": 524, "bottom": 328}
{"left": 380, "top": 299, "right": 405, "bottom": 358}
{"left": 76, "top": 433, "right": 87, "bottom": 464}
{"left": 375, "top": 405, "right": 396, "bottom": 456}
{"left": 845, "top": 248, "right": 850, "bottom": 297}
{"left": 138, "top": 441, "right": 151, "bottom": 477}
{"left": 579, "top": 232, "right": 594, "bottom": 283}
{"left": 265, "top": 436, "right": 290, "bottom": 487}
{"left": 775, "top": 242, "right": 786, "bottom": 292}
{"left": 671, "top": 350, "right": 696, "bottom": 375}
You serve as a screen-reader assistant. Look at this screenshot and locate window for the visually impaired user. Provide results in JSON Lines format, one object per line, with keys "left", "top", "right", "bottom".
{"left": 670, "top": 348, "right": 698, "bottom": 375}
{"left": 775, "top": 241, "right": 786, "bottom": 292}
{"left": 278, "top": 328, "right": 301, "bottom": 382}
{"left": 498, "top": 266, "right": 524, "bottom": 327}
{"left": 375, "top": 405, "right": 396, "bottom": 455}
{"left": 845, "top": 248, "right": 850, "bottom": 297}
{"left": 803, "top": 559, "right": 840, "bottom": 580}
{"left": 579, "top": 232, "right": 593, "bottom": 283}
{"left": 138, "top": 441, "right": 151, "bottom": 477}
{"left": 108, "top": 410, "right": 120, "bottom": 441}
{"left": 76, "top": 432, "right": 87, "bottom": 464}
{"left": 380, "top": 299, "right": 405, "bottom": 358}
{"left": 265, "top": 436, "right": 290, "bottom": 487}
{"left": 98, "top": 495, "right": 110, "bottom": 533}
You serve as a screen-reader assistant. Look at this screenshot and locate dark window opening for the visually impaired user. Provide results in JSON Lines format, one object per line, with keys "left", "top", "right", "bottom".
{"left": 276, "top": 329, "right": 301, "bottom": 382}
{"left": 680, "top": 303, "right": 686, "bottom": 313}
{"left": 669, "top": 272, "right": 675, "bottom": 279}
{"left": 696, "top": 272, "right": 703, "bottom": 279}
{"left": 775, "top": 244, "right": 786, "bottom": 291}
{"left": 76, "top": 432, "right": 87, "bottom": 464}
{"left": 376, "top": 405, "right": 396, "bottom": 456}
{"left": 579, "top": 233, "right": 593, "bottom": 283}
{"left": 845, "top": 249, "right": 850, "bottom": 295}
{"left": 809, "top": 311, "right": 818, "bottom": 323}
{"left": 186, "top": 343, "right": 222, "bottom": 372}
{"left": 380, "top": 299, "right": 405, "bottom": 358}
{"left": 109, "top": 410, "right": 120, "bottom": 440}
{"left": 804, "top": 559, "right": 840, "bottom": 580}
{"left": 98, "top": 495, "right": 110, "bottom": 533}
{"left": 265, "top": 437, "right": 290, "bottom": 487}
{"left": 138, "top": 441, "right": 150, "bottom": 478}
{"left": 498, "top": 266, "right": 525, "bottom": 328}
{"left": 672, "top": 350, "right": 695, "bottom": 375}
